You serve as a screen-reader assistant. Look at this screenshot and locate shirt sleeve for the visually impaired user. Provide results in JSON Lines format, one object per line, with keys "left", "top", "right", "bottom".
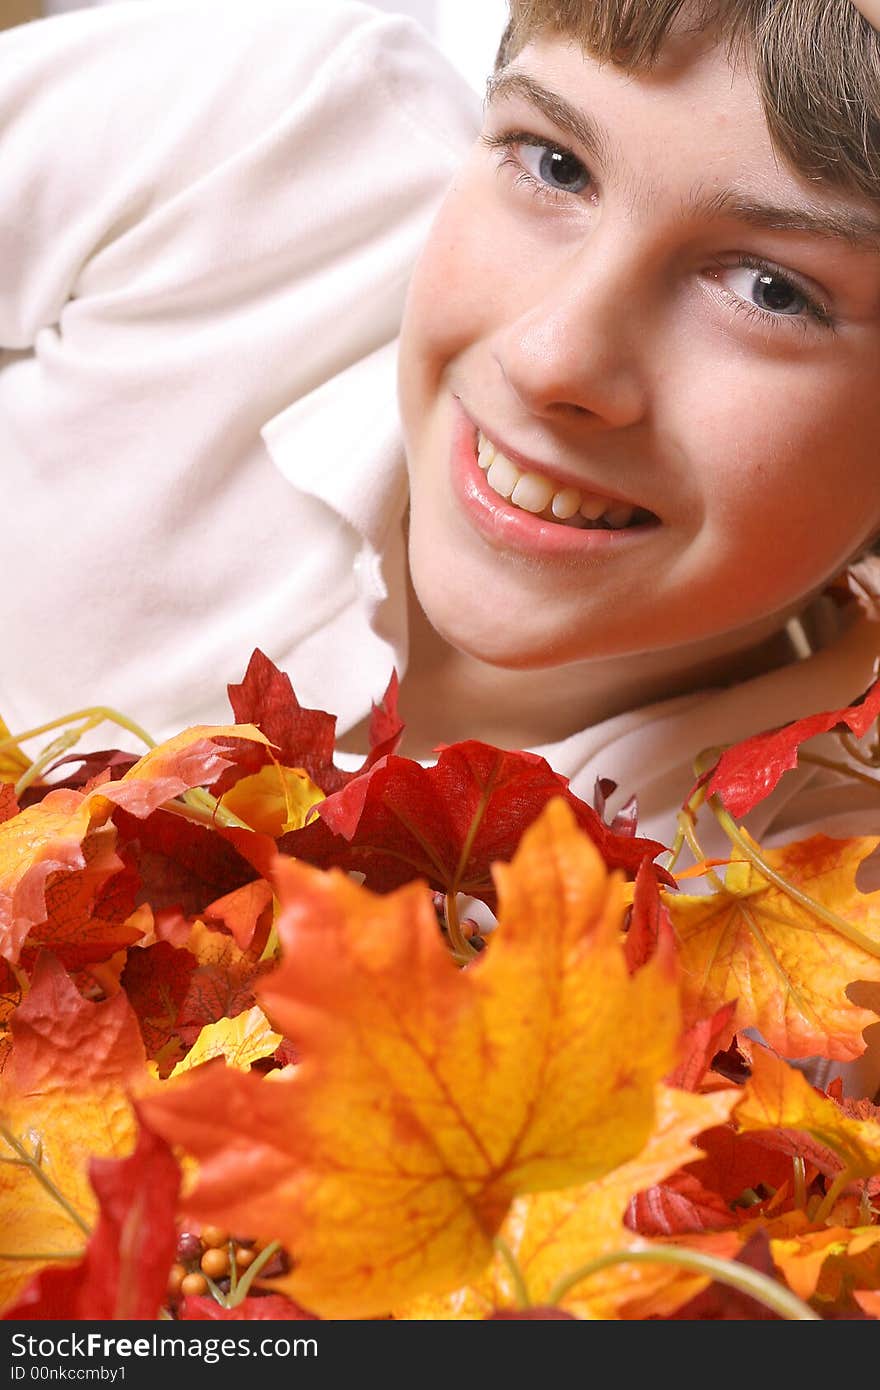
{"left": 0, "top": 0, "right": 480, "bottom": 346}
{"left": 0, "top": 0, "right": 481, "bottom": 739}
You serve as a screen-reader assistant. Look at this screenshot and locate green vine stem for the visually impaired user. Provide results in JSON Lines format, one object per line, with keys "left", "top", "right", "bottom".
{"left": 674, "top": 811, "right": 728, "bottom": 895}
{"left": 545, "top": 1246, "right": 820, "bottom": 1320}
{"left": 492, "top": 1237, "right": 531, "bottom": 1310}
{"left": 1, "top": 707, "right": 157, "bottom": 757}
{"left": 223, "top": 1241, "right": 281, "bottom": 1308}
{"left": 708, "top": 800, "right": 880, "bottom": 960}
{"left": 0, "top": 1124, "right": 91, "bottom": 1238}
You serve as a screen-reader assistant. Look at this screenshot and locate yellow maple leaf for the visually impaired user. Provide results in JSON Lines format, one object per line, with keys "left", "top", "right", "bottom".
{"left": 169, "top": 1006, "right": 281, "bottom": 1078}
{"left": 142, "top": 798, "right": 683, "bottom": 1318}
{"left": 665, "top": 832, "right": 880, "bottom": 1059}
{"left": 397, "top": 1085, "right": 740, "bottom": 1319}
{"left": 219, "top": 763, "right": 324, "bottom": 837}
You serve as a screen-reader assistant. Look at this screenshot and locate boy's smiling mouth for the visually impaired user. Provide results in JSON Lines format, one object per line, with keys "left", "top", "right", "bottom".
{"left": 449, "top": 400, "right": 660, "bottom": 558}
{"left": 475, "top": 428, "right": 657, "bottom": 531}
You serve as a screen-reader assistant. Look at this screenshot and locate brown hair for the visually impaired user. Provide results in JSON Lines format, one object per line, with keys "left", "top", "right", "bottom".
{"left": 495, "top": 1, "right": 880, "bottom": 204}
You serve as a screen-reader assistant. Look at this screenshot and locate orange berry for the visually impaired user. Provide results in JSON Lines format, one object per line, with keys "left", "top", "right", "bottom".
{"left": 200, "top": 1225, "right": 229, "bottom": 1249}
{"left": 233, "top": 1246, "right": 256, "bottom": 1270}
{"left": 180, "top": 1272, "right": 209, "bottom": 1297}
{"left": 200, "top": 1246, "right": 230, "bottom": 1279}
{"left": 166, "top": 1263, "right": 186, "bottom": 1297}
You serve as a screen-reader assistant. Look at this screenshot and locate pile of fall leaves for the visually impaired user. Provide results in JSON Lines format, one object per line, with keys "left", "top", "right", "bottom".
{"left": 3, "top": 647, "right": 880, "bottom": 1322}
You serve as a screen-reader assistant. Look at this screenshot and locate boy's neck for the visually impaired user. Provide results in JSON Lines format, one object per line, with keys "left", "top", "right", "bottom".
{"left": 382, "top": 572, "right": 817, "bottom": 761}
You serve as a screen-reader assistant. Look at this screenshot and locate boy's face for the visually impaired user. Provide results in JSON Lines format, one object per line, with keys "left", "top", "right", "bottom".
{"left": 397, "top": 31, "right": 880, "bottom": 672}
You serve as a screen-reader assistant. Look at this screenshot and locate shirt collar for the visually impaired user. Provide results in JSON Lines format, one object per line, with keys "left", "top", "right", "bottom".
{"left": 259, "top": 336, "right": 408, "bottom": 554}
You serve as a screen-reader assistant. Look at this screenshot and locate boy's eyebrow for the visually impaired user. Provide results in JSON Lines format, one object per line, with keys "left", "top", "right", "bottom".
{"left": 485, "top": 69, "right": 880, "bottom": 252}
{"left": 485, "top": 70, "right": 611, "bottom": 165}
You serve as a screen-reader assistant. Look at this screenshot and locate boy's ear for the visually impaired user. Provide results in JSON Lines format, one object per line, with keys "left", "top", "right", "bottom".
{"left": 853, "top": 0, "right": 880, "bottom": 29}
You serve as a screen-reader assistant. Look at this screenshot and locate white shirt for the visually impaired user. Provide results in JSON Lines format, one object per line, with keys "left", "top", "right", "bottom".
{"left": 4, "top": 0, "right": 880, "bottom": 1090}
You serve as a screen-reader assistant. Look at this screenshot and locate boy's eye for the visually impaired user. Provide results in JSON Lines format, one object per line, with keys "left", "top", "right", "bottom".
{"left": 516, "top": 141, "right": 591, "bottom": 195}
{"left": 719, "top": 265, "right": 807, "bottom": 316}
{"left": 706, "top": 256, "right": 833, "bottom": 328}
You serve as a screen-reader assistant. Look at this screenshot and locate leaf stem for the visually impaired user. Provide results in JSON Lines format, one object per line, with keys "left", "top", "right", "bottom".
{"left": 812, "top": 1169, "right": 856, "bottom": 1226}
{"left": 797, "top": 749, "right": 880, "bottom": 791}
{"left": 708, "top": 800, "right": 880, "bottom": 959}
{"left": 793, "top": 1156, "right": 807, "bottom": 1211}
{"left": 1, "top": 707, "right": 157, "bottom": 755}
{"left": 675, "top": 812, "right": 728, "bottom": 894}
{"left": 492, "top": 1237, "right": 531, "bottom": 1310}
{"left": 545, "top": 1246, "right": 820, "bottom": 1320}
{"left": 444, "top": 893, "right": 477, "bottom": 963}
{"left": 0, "top": 1123, "right": 91, "bottom": 1237}
{"left": 224, "top": 1241, "right": 282, "bottom": 1308}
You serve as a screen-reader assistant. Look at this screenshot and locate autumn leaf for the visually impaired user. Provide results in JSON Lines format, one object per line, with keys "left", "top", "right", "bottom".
{"left": 665, "top": 831, "right": 880, "bottom": 1059}
{"left": 173, "top": 920, "right": 270, "bottom": 1050}
{"left": 0, "top": 726, "right": 273, "bottom": 966}
{"left": 179, "top": 1294, "right": 317, "bottom": 1320}
{"left": 664, "top": 1231, "right": 782, "bottom": 1320}
{"left": 283, "top": 741, "right": 673, "bottom": 909}
{"left": 110, "top": 806, "right": 267, "bottom": 942}
{"left": 764, "top": 1215, "right": 880, "bottom": 1304}
{"left": 735, "top": 1044, "right": 880, "bottom": 1181}
{"left": 201, "top": 879, "right": 273, "bottom": 951}
{"left": 169, "top": 1007, "right": 281, "bottom": 1078}
{"left": 666, "top": 1002, "right": 738, "bottom": 1091}
{"left": 142, "top": 799, "right": 682, "bottom": 1318}
{"left": 399, "top": 1086, "right": 740, "bottom": 1320}
{"left": 699, "top": 674, "right": 880, "bottom": 817}
{"left": 219, "top": 764, "right": 324, "bottom": 838}
{"left": 221, "top": 649, "right": 403, "bottom": 796}
{"left": 3, "top": 1116, "right": 179, "bottom": 1321}
{"left": 0, "top": 956, "right": 146, "bottom": 1308}
{"left": 121, "top": 942, "right": 198, "bottom": 1061}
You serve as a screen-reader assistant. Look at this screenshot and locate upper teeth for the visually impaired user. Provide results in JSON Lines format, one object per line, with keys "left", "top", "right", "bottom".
{"left": 476, "top": 432, "right": 638, "bottom": 529}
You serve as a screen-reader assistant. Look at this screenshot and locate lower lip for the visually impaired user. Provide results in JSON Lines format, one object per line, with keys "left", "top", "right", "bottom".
{"left": 450, "top": 403, "right": 659, "bottom": 558}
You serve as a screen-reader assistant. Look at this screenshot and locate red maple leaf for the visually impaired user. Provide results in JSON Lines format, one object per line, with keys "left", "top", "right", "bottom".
{"left": 695, "top": 673, "right": 880, "bottom": 818}
{"left": 3, "top": 1115, "right": 180, "bottom": 1320}
{"left": 626, "top": 1168, "right": 740, "bottom": 1236}
{"left": 281, "top": 741, "right": 673, "bottom": 907}
{"left": 220, "top": 649, "right": 402, "bottom": 796}
{"left": 121, "top": 942, "right": 199, "bottom": 1060}
{"left": 179, "top": 1294, "right": 318, "bottom": 1320}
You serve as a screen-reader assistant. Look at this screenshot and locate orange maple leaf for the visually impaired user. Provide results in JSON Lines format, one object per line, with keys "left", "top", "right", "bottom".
{"left": 0, "top": 956, "right": 147, "bottom": 1310}
{"left": 762, "top": 1215, "right": 880, "bottom": 1303}
{"left": 735, "top": 1045, "right": 880, "bottom": 1179}
{"left": 398, "top": 1085, "right": 740, "bottom": 1320}
{"left": 665, "top": 832, "right": 880, "bottom": 1059}
{"left": 142, "top": 798, "right": 683, "bottom": 1318}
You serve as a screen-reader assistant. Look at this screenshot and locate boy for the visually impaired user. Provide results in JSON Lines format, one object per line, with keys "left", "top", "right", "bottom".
{"left": 2, "top": 0, "right": 879, "bottom": 873}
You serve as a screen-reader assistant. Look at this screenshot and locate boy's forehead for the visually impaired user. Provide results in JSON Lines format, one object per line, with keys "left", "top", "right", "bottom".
{"left": 490, "top": 34, "right": 880, "bottom": 250}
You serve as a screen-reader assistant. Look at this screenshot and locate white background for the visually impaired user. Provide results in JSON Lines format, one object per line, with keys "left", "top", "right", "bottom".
{"left": 39, "top": 0, "right": 509, "bottom": 92}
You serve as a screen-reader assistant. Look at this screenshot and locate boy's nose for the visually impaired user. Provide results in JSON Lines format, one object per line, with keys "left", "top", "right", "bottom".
{"left": 491, "top": 240, "right": 652, "bottom": 429}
